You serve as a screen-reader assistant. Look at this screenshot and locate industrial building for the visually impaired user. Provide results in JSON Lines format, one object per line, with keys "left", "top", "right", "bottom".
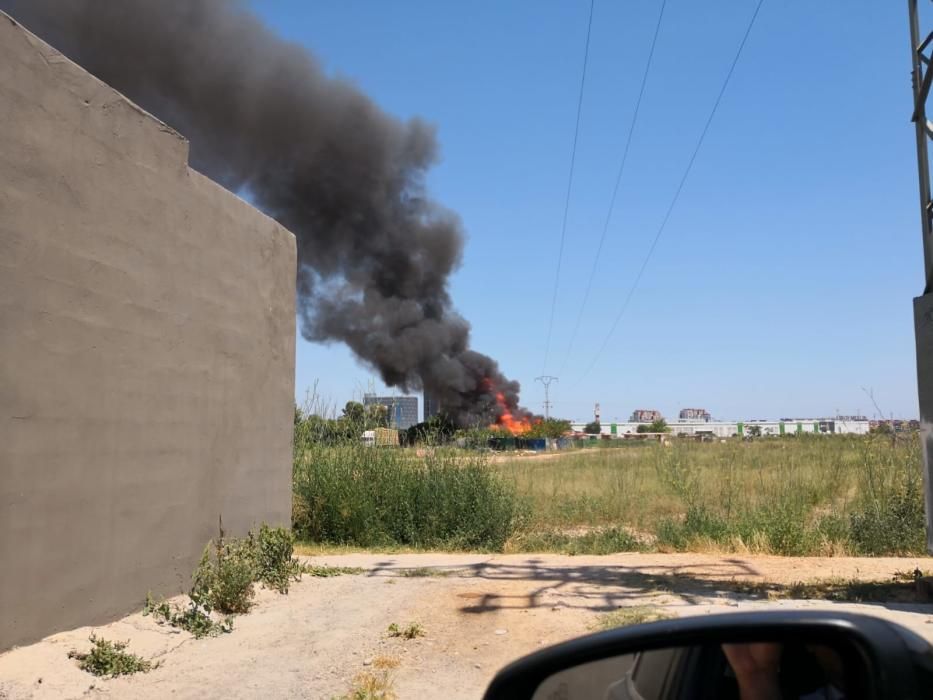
{"left": 631, "top": 409, "right": 663, "bottom": 423}
{"left": 423, "top": 392, "right": 442, "bottom": 421}
{"left": 363, "top": 394, "right": 419, "bottom": 430}
{"left": 679, "top": 408, "right": 711, "bottom": 421}
{"left": 571, "top": 417, "right": 872, "bottom": 437}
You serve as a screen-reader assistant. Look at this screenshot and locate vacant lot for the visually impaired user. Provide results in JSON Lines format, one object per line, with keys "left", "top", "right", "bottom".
{"left": 2, "top": 552, "right": 932, "bottom": 700}
{"left": 292, "top": 435, "right": 926, "bottom": 557}
{"left": 497, "top": 435, "right": 926, "bottom": 555}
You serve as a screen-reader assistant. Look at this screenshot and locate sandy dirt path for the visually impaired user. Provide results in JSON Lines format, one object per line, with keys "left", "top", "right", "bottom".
{"left": 2, "top": 552, "right": 933, "bottom": 699}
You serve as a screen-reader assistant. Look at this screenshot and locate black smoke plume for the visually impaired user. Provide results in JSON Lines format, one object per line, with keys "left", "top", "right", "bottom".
{"left": 3, "top": 0, "right": 531, "bottom": 427}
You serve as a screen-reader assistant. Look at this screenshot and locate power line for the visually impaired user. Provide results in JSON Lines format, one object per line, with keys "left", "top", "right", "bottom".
{"left": 579, "top": 0, "right": 766, "bottom": 380}
{"left": 541, "top": 0, "right": 596, "bottom": 373}
{"left": 558, "top": 0, "right": 668, "bottom": 375}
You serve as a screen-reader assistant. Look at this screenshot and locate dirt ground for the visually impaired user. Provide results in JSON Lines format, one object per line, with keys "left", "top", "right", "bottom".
{"left": 2, "top": 552, "right": 933, "bottom": 700}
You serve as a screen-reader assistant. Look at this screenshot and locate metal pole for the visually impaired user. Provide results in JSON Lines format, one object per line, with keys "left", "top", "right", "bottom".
{"left": 535, "top": 375, "right": 558, "bottom": 420}
{"left": 907, "top": 0, "right": 933, "bottom": 554}
{"left": 910, "top": 0, "right": 933, "bottom": 291}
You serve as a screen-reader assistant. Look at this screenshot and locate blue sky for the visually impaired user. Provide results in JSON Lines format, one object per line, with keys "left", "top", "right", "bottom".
{"left": 251, "top": 1, "right": 925, "bottom": 422}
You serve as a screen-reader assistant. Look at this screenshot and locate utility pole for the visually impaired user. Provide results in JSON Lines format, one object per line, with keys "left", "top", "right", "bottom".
{"left": 907, "top": 0, "right": 933, "bottom": 553}
{"left": 535, "top": 375, "right": 558, "bottom": 420}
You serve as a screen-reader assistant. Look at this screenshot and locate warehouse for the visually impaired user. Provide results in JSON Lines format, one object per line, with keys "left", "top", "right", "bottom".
{"left": 570, "top": 418, "right": 871, "bottom": 438}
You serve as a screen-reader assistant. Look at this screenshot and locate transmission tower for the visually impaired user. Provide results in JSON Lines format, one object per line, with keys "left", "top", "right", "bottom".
{"left": 535, "top": 375, "right": 559, "bottom": 420}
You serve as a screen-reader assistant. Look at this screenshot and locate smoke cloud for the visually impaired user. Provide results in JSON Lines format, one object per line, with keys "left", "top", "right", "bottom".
{"left": 3, "top": 0, "right": 530, "bottom": 426}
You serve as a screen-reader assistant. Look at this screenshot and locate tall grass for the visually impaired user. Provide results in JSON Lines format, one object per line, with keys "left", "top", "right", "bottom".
{"left": 495, "top": 435, "right": 926, "bottom": 556}
{"left": 293, "top": 445, "right": 523, "bottom": 550}
{"left": 292, "top": 434, "right": 926, "bottom": 557}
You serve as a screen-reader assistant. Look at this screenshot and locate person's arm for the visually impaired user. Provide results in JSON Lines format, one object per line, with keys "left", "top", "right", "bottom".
{"left": 722, "top": 643, "right": 783, "bottom": 700}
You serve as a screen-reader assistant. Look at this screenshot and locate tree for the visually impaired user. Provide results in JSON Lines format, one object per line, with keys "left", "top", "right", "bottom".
{"left": 526, "top": 418, "right": 572, "bottom": 439}
{"left": 747, "top": 425, "right": 762, "bottom": 438}
{"left": 405, "top": 414, "right": 455, "bottom": 446}
{"left": 342, "top": 401, "right": 365, "bottom": 425}
{"left": 636, "top": 419, "right": 669, "bottom": 434}
{"left": 584, "top": 420, "right": 601, "bottom": 435}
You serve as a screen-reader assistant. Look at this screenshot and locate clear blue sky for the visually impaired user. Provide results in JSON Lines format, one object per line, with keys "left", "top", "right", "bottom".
{"left": 250, "top": 1, "right": 925, "bottom": 422}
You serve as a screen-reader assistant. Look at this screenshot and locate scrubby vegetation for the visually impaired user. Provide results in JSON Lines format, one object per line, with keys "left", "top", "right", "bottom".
{"left": 294, "top": 405, "right": 927, "bottom": 557}
{"left": 143, "top": 593, "right": 233, "bottom": 639}
{"left": 143, "top": 524, "right": 310, "bottom": 642}
{"left": 68, "top": 635, "right": 154, "bottom": 677}
{"left": 386, "top": 622, "right": 425, "bottom": 640}
{"left": 293, "top": 444, "right": 523, "bottom": 550}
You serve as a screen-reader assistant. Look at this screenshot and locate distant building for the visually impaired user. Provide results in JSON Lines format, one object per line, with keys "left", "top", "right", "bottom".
{"left": 571, "top": 417, "right": 871, "bottom": 438}
{"left": 423, "top": 392, "right": 442, "bottom": 421}
{"left": 631, "top": 409, "right": 663, "bottom": 423}
{"left": 363, "top": 394, "right": 419, "bottom": 430}
{"left": 869, "top": 418, "right": 920, "bottom": 433}
{"left": 679, "top": 408, "right": 711, "bottom": 422}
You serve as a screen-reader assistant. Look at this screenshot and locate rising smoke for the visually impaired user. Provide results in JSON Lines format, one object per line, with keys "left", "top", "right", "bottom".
{"left": 2, "top": 0, "right": 529, "bottom": 426}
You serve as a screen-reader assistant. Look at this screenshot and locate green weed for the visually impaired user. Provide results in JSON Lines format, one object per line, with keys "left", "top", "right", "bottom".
{"left": 68, "top": 635, "right": 154, "bottom": 677}
{"left": 252, "top": 523, "right": 302, "bottom": 593}
{"left": 143, "top": 593, "right": 233, "bottom": 639}
{"left": 386, "top": 622, "right": 425, "bottom": 639}
{"left": 191, "top": 530, "right": 256, "bottom": 615}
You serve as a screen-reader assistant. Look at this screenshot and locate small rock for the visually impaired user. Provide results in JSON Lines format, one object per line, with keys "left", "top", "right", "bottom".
{"left": 474, "top": 663, "right": 482, "bottom": 669}
{"left": 362, "top": 658, "right": 373, "bottom": 666}
{"left": 494, "top": 629, "right": 507, "bottom": 635}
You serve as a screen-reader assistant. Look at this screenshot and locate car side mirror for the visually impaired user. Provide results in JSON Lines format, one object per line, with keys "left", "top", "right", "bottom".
{"left": 483, "top": 611, "right": 929, "bottom": 700}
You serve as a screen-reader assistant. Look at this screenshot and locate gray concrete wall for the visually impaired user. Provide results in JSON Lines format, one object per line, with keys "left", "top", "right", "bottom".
{"left": 915, "top": 293, "right": 933, "bottom": 554}
{"left": 0, "top": 14, "right": 296, "bottom": 650}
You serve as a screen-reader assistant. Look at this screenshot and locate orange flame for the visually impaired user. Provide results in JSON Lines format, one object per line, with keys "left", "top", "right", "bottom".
{"left": 491, "top": 392, "right": 535, "bottom": 435}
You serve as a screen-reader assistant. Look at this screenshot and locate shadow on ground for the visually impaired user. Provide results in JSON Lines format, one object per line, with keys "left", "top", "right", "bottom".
{"left": 364, "top": 558, "right": 933, "bottom": 615}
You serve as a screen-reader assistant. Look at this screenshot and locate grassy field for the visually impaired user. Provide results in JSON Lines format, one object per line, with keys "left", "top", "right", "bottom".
{"left": 499, "top": 435, "right": 926, "bottom": 555}
{"left": 292, "top": 434, "right": 926, "bottom": 557}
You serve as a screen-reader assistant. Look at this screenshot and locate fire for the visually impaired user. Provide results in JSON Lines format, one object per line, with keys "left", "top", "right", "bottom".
{"left": 491, "top": 392, "right": 534, "bottom": 435}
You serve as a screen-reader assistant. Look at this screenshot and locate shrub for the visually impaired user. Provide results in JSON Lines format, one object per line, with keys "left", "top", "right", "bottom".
{"left": 191, "top": 532, "right": 256, "bottom": 615}
{"left": 656, "top": 506, "right": 730, "bottom": 551}
{"left": 68, "top": 635, "right": 153, "bottom": 677}
{"left": 850, "top": 480, "right": 926, "bottom": 555}
{"left": 848, "top": 436, "right": 927, "bottom": 556}
{"left": 252, "top": 524, "right": 301, "bottom": 593}
{"left": 144, "top": 593, "right": 233, "bottom": 639}
{"left": 293, "top": 446, "right": 522, "bottom": 550}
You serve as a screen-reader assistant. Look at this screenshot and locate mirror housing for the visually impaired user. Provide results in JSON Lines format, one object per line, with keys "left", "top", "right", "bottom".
{"left": 483, "top": 611, "right": 928, "bottom": 699}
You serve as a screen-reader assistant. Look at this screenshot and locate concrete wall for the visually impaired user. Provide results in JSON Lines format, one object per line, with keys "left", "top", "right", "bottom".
{"left": 0, "top": 14, "right": 296, "bottom": 650}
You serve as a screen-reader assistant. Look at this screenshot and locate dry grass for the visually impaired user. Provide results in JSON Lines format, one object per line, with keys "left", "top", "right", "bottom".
{"left": 592, "top": 606, "right": 675, "bottom": 630}
{"left": 495, "top": 435, "right": 925, "bottom": 556}
{"left": 338, "top": 656, "right": 401, "bottom": 700}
